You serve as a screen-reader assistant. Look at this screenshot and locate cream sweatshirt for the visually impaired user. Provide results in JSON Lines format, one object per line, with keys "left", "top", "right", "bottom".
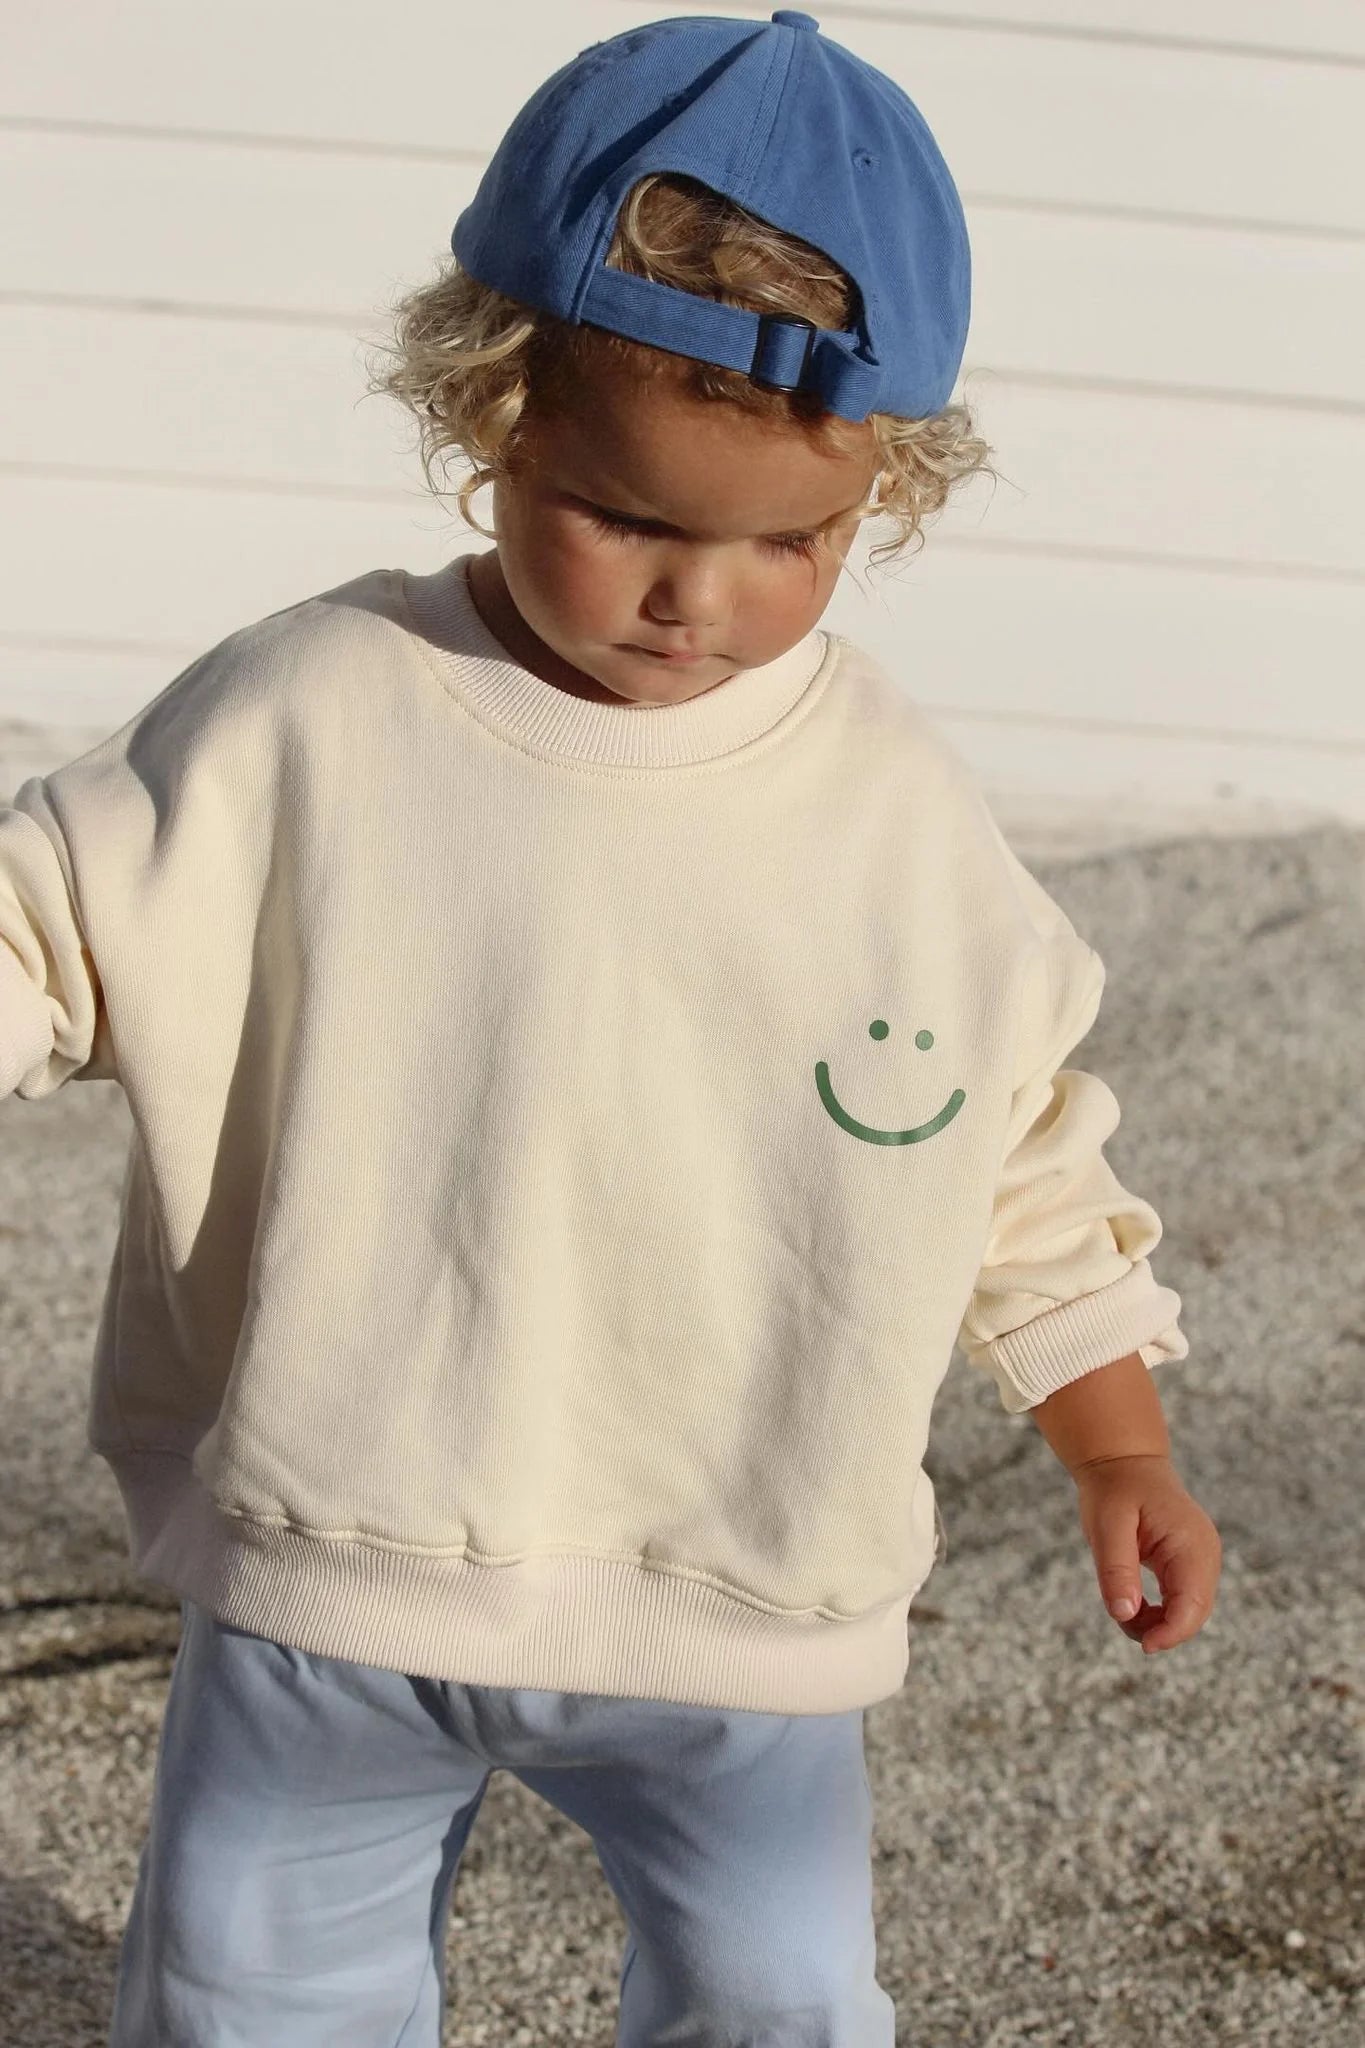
{"left": 0, "top": 550, "right": 1187, "bottom": 1714}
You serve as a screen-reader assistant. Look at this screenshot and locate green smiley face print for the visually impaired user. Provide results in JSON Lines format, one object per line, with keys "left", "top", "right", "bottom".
{"left": 816, "top": 1020, "right": 966, "bottom": 1147}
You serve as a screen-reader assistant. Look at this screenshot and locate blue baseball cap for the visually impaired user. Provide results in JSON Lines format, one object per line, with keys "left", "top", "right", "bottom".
{"left": 451, "top": 10, "right": 971, "bottom": 423}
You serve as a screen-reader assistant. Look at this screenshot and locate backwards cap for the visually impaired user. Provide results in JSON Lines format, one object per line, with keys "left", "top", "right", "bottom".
{"left": 451, "top": 10, "right": 971, "bottom": 423}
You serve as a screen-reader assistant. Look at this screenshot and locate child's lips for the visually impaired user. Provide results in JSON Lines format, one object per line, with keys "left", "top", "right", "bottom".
{"left": 626, "top": 644, "right": 711, "bottom": 664}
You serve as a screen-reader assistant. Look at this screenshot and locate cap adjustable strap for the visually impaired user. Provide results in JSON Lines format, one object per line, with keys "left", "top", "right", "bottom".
{"left": 750, "top": 314, "right": 817, "bottom": 392}
{"left": 752, "top": 314, "right": 886, "bottom": 419}
{"left": 578, "top": 264, "right": 885, "bottom": 420}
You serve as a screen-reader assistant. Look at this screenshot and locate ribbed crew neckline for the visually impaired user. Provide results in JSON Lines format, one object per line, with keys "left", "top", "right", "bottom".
{"left": 399, "top": 551, "right": 833, "bottom": 768}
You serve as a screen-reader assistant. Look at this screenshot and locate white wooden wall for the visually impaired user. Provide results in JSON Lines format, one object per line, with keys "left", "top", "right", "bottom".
{"left": 3, "top": 2, "right": 1362, "bottom": 846}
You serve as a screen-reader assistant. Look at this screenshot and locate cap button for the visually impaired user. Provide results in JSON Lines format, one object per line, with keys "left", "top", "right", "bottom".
{"left": 772, "top": 11, "right": 820, "bottom": 30}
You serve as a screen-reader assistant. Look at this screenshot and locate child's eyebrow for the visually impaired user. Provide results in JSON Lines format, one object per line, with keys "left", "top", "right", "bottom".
{"left": 564, "top": 490, "right": 864, "bottom": 541}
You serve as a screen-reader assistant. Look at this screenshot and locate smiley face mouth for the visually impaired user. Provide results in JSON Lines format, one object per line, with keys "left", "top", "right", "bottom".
{"left": 815, "top": 1062, "right": 967, "bottom": 1147}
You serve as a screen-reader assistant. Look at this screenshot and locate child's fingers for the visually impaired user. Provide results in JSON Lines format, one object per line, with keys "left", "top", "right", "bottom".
{"left": 1136, "top": 1545, "right": 1219, "bottom": 1653}
{"left": 1084, "top": 1491, "right": 1144, "bottom": 1623}
{"left": 1077, "top": 1469, "right": 1222, "bottom": 1650}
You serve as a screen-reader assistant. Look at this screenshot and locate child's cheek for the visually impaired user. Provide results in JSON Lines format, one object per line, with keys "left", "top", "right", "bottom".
{"left": 564, "top": 548, "right": 633, "bottom": 643}
{"left": 753, "top": 559, "right": 835, "bottom": 651}
{"left": 512, "top": 522, "right": 612, "bottom": 645}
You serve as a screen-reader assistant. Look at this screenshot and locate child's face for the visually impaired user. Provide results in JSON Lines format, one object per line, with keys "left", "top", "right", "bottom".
{"left": 478, "top": 354, "right": 883, "bottom": 706}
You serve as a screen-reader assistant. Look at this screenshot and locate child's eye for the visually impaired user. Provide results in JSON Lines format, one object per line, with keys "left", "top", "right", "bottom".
{"left": 584, "top": 506, "right": 821, "bottom": 559}
{"left": 584, "top": 507, "right": 653, "bottom": 544}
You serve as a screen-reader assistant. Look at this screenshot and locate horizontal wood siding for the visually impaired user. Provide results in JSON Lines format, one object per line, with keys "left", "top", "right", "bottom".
{"left": 2, "top": 0, "right": 1360, "bottom": 825}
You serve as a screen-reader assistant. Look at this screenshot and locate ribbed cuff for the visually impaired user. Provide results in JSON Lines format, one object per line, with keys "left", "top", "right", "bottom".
{"left": 0, "top": 938, "right": 53, "bottom": 1097}
{"left": 985, "top": 1259, "right": 1189, "bottom": 1414}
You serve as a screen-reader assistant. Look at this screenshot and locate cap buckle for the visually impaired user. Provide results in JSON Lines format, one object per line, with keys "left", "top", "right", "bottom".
{"left": 749, "top": 312, "right": 818, "bottom": 393}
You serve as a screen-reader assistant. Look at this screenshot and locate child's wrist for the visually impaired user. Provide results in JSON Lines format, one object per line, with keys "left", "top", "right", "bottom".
{"left": 1070, "top": 1448, "right": 1172, "bottom": 1477}
{"left": 1029, "top": 1350, "right": 1171, "bottom": 1475}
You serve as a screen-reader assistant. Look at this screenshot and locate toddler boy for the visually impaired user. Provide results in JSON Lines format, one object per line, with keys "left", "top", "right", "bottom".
{"left": 0, "top": 11, "right": 1220, "bottom": 2044}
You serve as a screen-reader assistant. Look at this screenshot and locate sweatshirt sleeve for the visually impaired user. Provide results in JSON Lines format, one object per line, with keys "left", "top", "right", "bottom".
{"left": 955, "top": 906, "right": 1189, "bottom": 1417}
{"left": 0, "top": 775, "right": 108, "bottom": 1101}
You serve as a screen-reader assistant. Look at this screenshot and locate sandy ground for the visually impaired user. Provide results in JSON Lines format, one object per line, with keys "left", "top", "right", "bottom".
{"left": 1, "top": 719, "right": 1362, "bottom": 2044}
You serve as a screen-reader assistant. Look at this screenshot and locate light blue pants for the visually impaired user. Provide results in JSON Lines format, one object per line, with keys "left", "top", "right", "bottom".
{"left": 109, "top": 1601, "right": 896, "bottom": 2047}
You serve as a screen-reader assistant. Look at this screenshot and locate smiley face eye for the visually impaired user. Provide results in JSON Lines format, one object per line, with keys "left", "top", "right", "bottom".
{"left": 867, "top": 1018, "right": 935, "bottom": 1050}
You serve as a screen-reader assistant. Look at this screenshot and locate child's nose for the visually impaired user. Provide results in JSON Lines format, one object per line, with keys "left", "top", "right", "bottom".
{"left": 646, "top": 563, "right": 724, "bottom": 628}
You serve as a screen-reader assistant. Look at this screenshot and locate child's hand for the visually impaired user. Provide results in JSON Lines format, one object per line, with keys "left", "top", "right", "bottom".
{"left": 1071, "top": 1453, "right": 1221, "bottom": 1653}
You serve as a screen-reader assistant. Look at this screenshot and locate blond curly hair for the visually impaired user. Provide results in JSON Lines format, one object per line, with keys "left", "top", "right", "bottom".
{"left": 366, "top": 171, "right": 992, "bottom": 572}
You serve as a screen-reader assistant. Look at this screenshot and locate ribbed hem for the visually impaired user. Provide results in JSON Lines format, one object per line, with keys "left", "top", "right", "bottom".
{"left": 398, "top": 552, "right": 833, "bottom": 769}
{"left": 107, "top": 1452, "right": 928, "bottom": 1715}
{"left": 987, "top": 1259, "right": 1190, "bottom": 1414}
